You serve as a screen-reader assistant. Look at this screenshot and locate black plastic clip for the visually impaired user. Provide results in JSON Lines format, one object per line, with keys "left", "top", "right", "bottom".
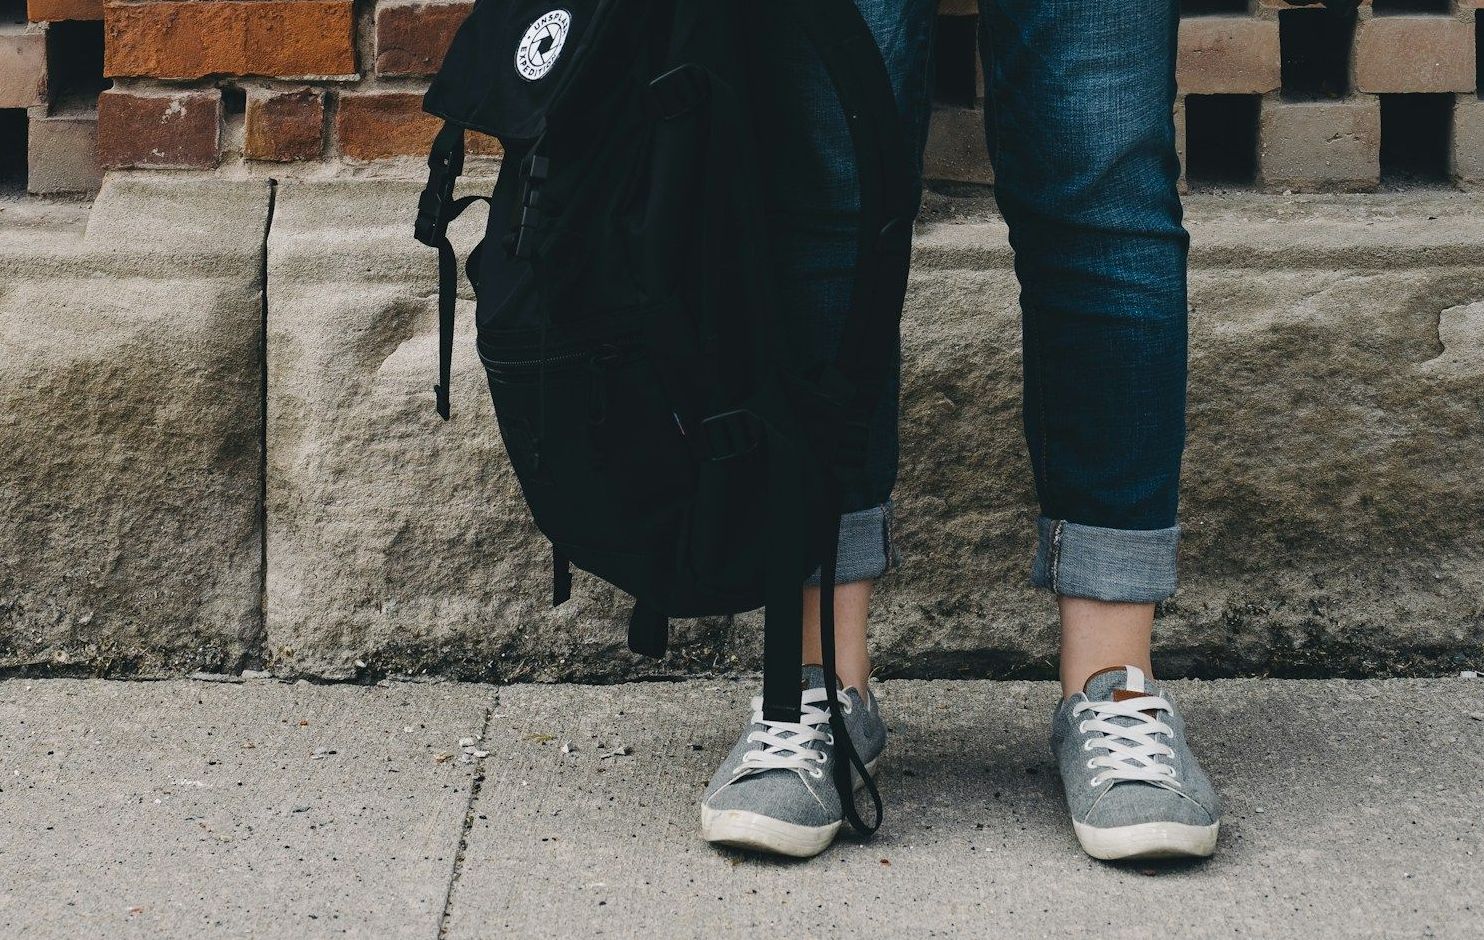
{"left": 414, "top": 128, "right": 466, "bottom": 247}
{"left": 510, "top": 153, "right": 551, "bottom": 260}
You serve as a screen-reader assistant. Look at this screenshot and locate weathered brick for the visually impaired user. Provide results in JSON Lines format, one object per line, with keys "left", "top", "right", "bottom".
{"left": 1259, "top": 97, "right": 1380, "bottom": 192}
{"left": 245, "top": 87, "right": 324, "bottom": 162}
{"left": 0, "top": 24, "right": 47, "bottom": 109}
{"left": 466, "top": 130, "right": 501, "bottom": 158}
{"left": 104, "top": 1, "right": 356, "bottom": 80}
{"left": 374, "top": 0, "right": 472, "bottom": 78}
{"left": 335, "top": 91, "right": 439, "bottom": 161}
{"left": 1177, "top": 17, "right": 1281, "bottom": 95}
{"left": 97, "top": 88, "right": 221, "bottom": 168}
{"left": 1354, "top": 17, "right": 1476, "bottom": 94}
{"left": 335, "top": 91, "right": 500, "bottom": 161}
{"left": 1456, "top": 95, "right": 1484, "bottom": 185}
{"left": 26, "top": 0, "right": 102, "bottom": 22}
{"left": 26, "top": 107, "right": 100, "bottom": 193}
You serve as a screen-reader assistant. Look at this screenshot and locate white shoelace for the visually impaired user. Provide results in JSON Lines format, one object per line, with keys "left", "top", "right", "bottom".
{"left": 1072, "top": 691, "right": 1180, "bottom": 789}
{"left": 735, "top": 686, "right": 848, "bottom": 780}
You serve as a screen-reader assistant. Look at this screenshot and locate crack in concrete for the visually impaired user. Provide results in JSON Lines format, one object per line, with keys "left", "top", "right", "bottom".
{"left": 247, "top": 178, "right": 278, "bottom": 671}
{"left": 437, "top": 693, "right": 497, "bottom": 940}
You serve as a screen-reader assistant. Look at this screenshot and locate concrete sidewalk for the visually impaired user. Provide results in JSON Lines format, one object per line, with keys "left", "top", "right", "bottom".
{"left": 1, "top": 676, "right": 1480, "bottom": 938}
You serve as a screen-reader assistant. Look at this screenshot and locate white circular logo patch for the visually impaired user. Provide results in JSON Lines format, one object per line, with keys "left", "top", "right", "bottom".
{"left": 515, "top": 9, "right": 571, "bottom": 81}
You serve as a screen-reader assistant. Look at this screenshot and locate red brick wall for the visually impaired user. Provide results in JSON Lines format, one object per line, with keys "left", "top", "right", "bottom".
{"left": 3, "top": 0, "right": 1481, "bottom": 193}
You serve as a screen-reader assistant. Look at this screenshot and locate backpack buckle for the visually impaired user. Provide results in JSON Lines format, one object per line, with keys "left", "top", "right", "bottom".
{"left": 414, "top": 177, "right": 455, "bottom": 247}
{"left": 647, "top": 64, "right": 709, "bottom": 121}
{"left": 415, "top": 127, "right": 466, "bottom": 247}
{"left": 700, "top": 409, "right": 761, "bottom": 461}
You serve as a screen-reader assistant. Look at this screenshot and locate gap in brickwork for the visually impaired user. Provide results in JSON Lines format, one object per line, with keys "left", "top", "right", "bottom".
{"left": 221, "top": 85, "right": 247, "bottom": 117}
{"left": 0, "top": 0, "right": 25, "bottom": 25}
{"left": 1185, "top": 94, "right": 1259, "bottom": 186}
{"left": 1379, "top": 94, "right": 1452, "bottom": 184}
{"left": 1280, "top": 8, "right": 1353, "bottom": 100}
{"left": 1180, "top": 0, "right": 1249, "bottom": 16}
{"left": 933, "top": 15, "right": 979, "bottom": 107}
{"left": 46, "top": 20, "right": 109, "bottom": 113}
{"left": 1371, "top": 0, "right": 1450, "bottom": 14}
{"left": 0, "top": 109, "right": 26, "bottom": 194}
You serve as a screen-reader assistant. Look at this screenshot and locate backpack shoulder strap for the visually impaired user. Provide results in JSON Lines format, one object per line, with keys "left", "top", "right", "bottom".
{"left": 756, "top": 0, "right": 915, "bottom": 840}
{"left": 794, "top": 0, "right": 917, "bottom": 417}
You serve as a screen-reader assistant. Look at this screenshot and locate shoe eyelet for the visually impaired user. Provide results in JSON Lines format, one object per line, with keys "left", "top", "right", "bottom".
{"left": 1077, "top": 721, "right": 1089, "bottom": 734}
{"left": 825, "top": 735, "right": 834, "bottom": 745}
{"left": 1082, "top": 740, "right": 1094, "bottom": 751}
{"left": 1086, "top": 758, "right": 1097, "bottom": 769}
{"left": 810, "top": 768, "right": 824, "bottom": 779}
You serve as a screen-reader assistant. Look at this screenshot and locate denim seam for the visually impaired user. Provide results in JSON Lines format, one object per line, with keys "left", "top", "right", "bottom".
{"left": 1049, "top": 518, "right": 1065, "bottom": 593}
{"left": 881, "top": 508, "right": 894, "bottom": 575}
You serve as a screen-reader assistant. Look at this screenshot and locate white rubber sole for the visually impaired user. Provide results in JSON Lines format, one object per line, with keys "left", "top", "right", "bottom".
{"left": 1072, "top": 819, "right": 1220, "bottom": 861}
{"left": 700, "top": 757, "right": 879, "bottom": 859}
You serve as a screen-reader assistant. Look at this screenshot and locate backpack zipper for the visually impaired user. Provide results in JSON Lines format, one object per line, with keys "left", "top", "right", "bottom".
{"left": 478, "top": 347, "right": 593, "bottom": 373}
{"left": 478, "top": 334, "right": 640, "bottom": 376}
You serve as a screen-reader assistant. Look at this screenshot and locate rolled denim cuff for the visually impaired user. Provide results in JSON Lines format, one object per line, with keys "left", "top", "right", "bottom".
{"left": 805, "top": 502, "right": 898, "bottom": 586}
{"left": 1030, "top": 517, "right": 1180, "bottom": 602}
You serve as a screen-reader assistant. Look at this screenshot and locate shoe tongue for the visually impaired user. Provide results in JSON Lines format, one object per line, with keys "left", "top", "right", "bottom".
{"left": 1083, "top": 665, "right": 1163, "bottom": 726}
{"left": 1082, "top": 665, "right": 1151, "bottom": 703}
{"left": 800, "top": 664, "right": 828, "bottom": 691}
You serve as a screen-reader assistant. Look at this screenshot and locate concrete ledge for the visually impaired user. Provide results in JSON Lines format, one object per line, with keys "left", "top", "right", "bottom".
{"left": 266, "top": 183, "right": 1484, "bottom": 681}
{"left": 4, "top": 182, "right": 1483, "bottom": 679}
{"left": 0, "top": 178, "right": 269, "bottom": 675}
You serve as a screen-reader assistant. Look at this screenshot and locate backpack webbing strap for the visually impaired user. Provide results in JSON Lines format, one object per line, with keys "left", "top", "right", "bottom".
{"left": 760, "top": 408, "right": 807, "bottom": 726}
{"left": 415, "top": 121, "right": 490, "bottom": 420}
{"left": 628, "top": 601, "right": 670, "bottom": 658}
{"left": 795, "top": 0, "right": 916, "bottom": 427}
{"left": 758, "top": 0, "right": 913, "bottom": 839}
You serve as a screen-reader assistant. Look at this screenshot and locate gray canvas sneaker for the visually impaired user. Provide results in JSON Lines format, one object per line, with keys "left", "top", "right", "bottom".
{"left": 700, "top": 665, "right": 886, "bottom": 858}
{"left": 1051, "top": 665, "right": 1221, "bottom": 861}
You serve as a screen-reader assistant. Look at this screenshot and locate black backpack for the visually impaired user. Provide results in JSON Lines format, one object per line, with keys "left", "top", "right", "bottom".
{"left": 414, "top": 0, "right": 914, "bottom": 835}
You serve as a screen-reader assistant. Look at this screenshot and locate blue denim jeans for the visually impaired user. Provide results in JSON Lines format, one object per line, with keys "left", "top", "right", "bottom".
{"left": 766, "top": 0, "right": 1188, "bottom": 601}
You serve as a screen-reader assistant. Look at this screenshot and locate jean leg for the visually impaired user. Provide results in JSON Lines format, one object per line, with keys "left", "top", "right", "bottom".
{"left": 978, "top": 0, "right": 1189, "bottom": 600}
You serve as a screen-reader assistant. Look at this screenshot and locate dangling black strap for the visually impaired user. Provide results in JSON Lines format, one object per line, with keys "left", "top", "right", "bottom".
{"left": 758, "top": 395, "right": 807, "bottom": 724}
{"left": 414, "top": 121, "right": 490, "bottom": 420}
{"left": 552, "top": 546, "right": 572, "bottom": 607}
{"left": 818, "top": 498, "right": 883, "bottom": 836}
{"left": 628, "top": 601, "right": 670, "bottom": 658}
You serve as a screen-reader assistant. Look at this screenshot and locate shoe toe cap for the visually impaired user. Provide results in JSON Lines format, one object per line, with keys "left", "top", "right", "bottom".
{"left": 703, "top": 771, "right": 838, "bottom": 828}
{"left": 1085, "top": 781, "right": 1217, "bottom": 829}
